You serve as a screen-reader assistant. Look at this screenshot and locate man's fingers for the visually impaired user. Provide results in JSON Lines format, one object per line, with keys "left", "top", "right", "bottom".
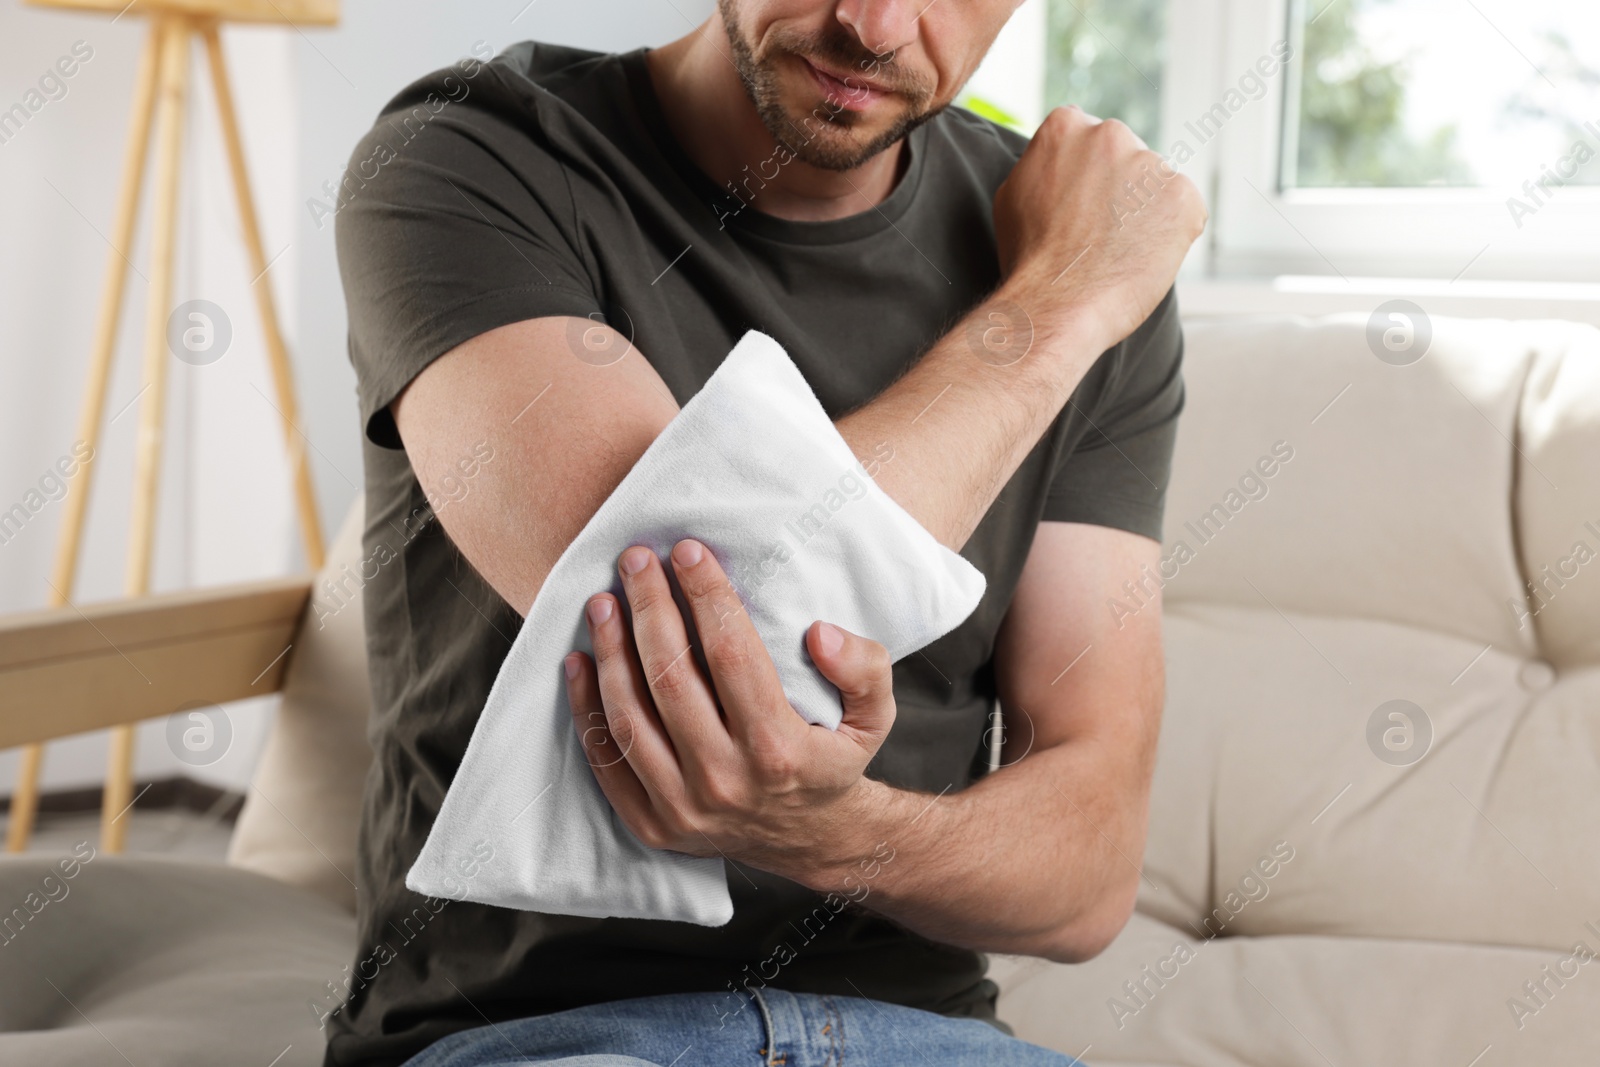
{"left": 806, "top": 621, "right": 897, "bottom": 746}
{"left": 668, "top": 539, "right": 788, "bottom": 746}
{"left": 615, "top": 547, "right": 731, "bottom": 766}
{"left": 562, "top": 648, "right": 665, "bottom": 844}
{"left": 582, "top": 592, "right": 686, "bottom": 807}
{"left": 1047, "top": 102, "right": 1098, "bottom": 128}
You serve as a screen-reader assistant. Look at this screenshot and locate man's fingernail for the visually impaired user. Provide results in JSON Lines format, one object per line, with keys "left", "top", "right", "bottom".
{"left": 620, "top": 547, "right": 650, "bottom": 576}
{"left": 672, "top": 539, "right": 704, "bottom": 567}
{"left": 817, "top": 622, "right": 844, "bottom": 656}
{"left": 564, "top": 654, "right": 581, "bottom": 680}
{"left": 588, "top": 596, "right": 613, "bottom": 625}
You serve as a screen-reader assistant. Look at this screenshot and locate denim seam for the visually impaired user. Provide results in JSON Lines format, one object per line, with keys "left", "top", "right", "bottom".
{"left": 751, "top": 987, "right": 781, "bottom": 1067}
{"left": 824, "top": 995, "right": 844, "bottom": 1066}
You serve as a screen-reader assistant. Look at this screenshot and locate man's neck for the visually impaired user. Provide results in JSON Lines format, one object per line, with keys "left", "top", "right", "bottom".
{"left": 644, "top": 21, "right": 907, "bottom": 224}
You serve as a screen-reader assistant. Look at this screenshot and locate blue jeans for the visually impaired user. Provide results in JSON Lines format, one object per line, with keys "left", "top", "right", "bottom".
{"left": 403, "top": 989, "right": 1080, "bottom": 1067}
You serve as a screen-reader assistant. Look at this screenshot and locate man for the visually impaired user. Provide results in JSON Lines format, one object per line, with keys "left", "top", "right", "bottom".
{"left": 331, "top": 0, "right": 1204, "bottom": 1063}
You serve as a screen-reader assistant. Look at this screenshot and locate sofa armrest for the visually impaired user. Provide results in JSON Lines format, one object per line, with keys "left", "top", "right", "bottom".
{"left": 0, "top": 577, "right": 310, "bottom": 749}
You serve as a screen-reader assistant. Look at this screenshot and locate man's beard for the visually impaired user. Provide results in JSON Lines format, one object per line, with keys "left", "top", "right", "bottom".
{"left": 717, "top": 0, "right": 940, "bottom": 172}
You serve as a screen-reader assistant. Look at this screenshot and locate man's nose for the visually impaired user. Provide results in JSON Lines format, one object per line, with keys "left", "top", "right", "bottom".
{"left": 833, "top": 0, "right": 920, "bottom": 63}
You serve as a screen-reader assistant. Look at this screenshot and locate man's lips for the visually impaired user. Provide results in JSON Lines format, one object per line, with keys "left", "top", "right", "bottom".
{"left": 801, "top": 57, "right": 890, "bottom": 112}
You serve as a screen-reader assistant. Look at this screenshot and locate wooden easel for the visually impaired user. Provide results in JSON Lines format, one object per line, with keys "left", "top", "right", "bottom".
{"left": 6, "top": 0, "right": 338, "bottom": 854}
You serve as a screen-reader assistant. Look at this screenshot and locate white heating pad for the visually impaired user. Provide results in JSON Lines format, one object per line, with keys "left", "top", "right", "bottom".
{"left": 407, "top": 330, "right": 987, "bottom": 926}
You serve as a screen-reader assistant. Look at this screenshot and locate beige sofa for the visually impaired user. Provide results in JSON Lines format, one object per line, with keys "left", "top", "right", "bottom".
{"left": 993, "top": 314, "right": 1600, "bottom": 1064}
{"left": 2, "top": 313, "right": 1596, "bottom": 1065}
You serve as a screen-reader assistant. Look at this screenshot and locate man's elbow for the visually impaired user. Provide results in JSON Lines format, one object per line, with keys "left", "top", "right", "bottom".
{"left": 1037, "top": 867, "right": 1141, "bottom": 964}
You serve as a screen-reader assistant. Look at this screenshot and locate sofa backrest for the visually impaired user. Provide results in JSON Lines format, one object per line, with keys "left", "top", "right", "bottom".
{"left": 1139, "top": 313, "right": 1600, "bottom": 955}
{"left": 1160, "top": 314, "right": 1598, "bottom": 666}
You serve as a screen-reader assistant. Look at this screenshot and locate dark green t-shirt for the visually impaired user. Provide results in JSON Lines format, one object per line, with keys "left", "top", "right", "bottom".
{"left": 329, "top": 40, "right": 1183, "bottom": 1067}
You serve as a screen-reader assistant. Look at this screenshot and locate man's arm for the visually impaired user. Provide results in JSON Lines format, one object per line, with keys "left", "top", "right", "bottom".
{"left": 803, "top": 521, "right": 1165, "bottom": 961}
{"left": 392, "top": 107, "right": 1204, "bottom": 612}
{"left": 564, "top": 521, "right": 1164, "bottom": 962}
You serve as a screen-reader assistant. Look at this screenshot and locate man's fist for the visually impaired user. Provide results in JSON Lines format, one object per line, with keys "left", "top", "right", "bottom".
{"left": 993, "top": 105, "right": 1207, "bottom": 353}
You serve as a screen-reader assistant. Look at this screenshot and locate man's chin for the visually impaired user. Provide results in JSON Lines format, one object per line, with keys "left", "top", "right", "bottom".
{"left": 770, "top": 97, "right": 910, "bottom": 172}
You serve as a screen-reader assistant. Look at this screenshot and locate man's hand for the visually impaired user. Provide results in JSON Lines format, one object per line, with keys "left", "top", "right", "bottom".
{"left": 562, "top": 538, "right": 896, "bottom": 880}
{"left": 993, "top": 104, "right": 1207, "bottom": 355}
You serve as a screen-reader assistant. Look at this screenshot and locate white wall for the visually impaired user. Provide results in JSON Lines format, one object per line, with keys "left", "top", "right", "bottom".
{"left": 0, "top": 0, "right": 712, "bottom": 799}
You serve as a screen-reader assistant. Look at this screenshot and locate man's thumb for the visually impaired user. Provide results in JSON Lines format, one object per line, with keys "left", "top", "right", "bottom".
{"left": 807, "top": 621, "right": 896, "bottom": 741}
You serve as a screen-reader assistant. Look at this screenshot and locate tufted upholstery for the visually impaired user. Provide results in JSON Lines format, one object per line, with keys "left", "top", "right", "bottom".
{"left": 992, "top": 315, "right": 1600, "bottom": 1065}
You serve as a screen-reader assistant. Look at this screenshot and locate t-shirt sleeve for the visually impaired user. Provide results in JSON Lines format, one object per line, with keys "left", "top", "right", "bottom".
{"left": 335, "top": 76, "right": 603, "bottom": 449}
{"left": 1040, "top": 288, "right": 1185, "bottom": 541}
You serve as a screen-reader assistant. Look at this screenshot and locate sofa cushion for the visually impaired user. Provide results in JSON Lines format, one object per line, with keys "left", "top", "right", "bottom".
{"left": 1162, "top": 316, "right": 1538, "bottom": 657}
{"left": 991, "top": 912, "right": 1600, "bottom": 1066}
{"left": 0, "top": 855, "right": 354, "bottom": 1065}
{"left": 1144, "top": 605, "right": 1600, "bottom": 953}
{"left": 228, "top": 497, "right": 374, "bottom": 913}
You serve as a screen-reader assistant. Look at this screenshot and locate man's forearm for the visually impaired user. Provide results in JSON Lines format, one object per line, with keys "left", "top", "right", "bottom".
{"left": 776, "top": 736, "right": 1148, "bottom": 962}
{"left": 834, "top": 268, "right": 1099, "bottom": 551}
{"left": 722, "top": 520, "right": 1166, "bottom": 962}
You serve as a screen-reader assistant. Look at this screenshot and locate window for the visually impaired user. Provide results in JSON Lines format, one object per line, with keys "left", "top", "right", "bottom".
{"left": 969, "top": 0, "right": 1600, "bottom": 283}
{"left": 1285, "top": 0, "right": 1600, "bottom": 190}
{"left": 962, "top": 0, "right": 1167, "bottom": 140}
{"left": 1224, "top": 0, "right": 1600, "bottom": 281}
{"left": 1043, "top": 0, "right": 1168, "bottom": 145}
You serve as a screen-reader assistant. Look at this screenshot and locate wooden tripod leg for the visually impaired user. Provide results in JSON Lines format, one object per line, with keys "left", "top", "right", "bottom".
{"left": 4, "top": 748, "right": 46, "bottom": 854}
{"left": 102, "top": 15, "right": 192, "bottom": 855}
{"left": 201, "top": 22, "right": 325, "bottom": 570}
{"left": 6, "top": 24, "right": 165, "bottom": 856}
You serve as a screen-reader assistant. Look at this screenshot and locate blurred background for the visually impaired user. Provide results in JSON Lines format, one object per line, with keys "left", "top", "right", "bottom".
{"left": 0, "top": 0, "right": 1595, "bottom": 838}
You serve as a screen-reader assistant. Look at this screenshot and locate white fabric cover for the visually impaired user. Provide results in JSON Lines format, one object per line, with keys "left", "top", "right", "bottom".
{"left": 407, "top": 330, "right": 986, "bottom": 926}
{"left": 994, "top": 315, "right": 1600, "bottom": 1064}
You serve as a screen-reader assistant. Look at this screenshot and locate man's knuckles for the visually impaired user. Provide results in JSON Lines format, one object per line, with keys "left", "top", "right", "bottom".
{"left": 577, "top": 710, "right": 614, "bottom": 752}
{"left": 643, "top": 650, "right": 698, "bottom": 699}
{"left": 601, "top": 705, "right": 638, "bottom": 753}
{"left": 1041, "top": 103, "right": 1096, "bottom": 136}
{"left": 863, "top": 639, "right": 893, "bottom": 679}
{"left": 705, "top": 631, "right": 758, "bottom": 681}
{"left": 620, "top": 569, "right": 674, "bottom": 619}
{"left": 631, "top": 816, "right": 674, "bottom": 851}
{"left": 833, "top": 634, "right": 892, "bottom": 688}
{"left": 748, "top": 737, "right": 800, "bottom": 787}
{"left": 690, "top": 771, "right": 746, "bottom": 814}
